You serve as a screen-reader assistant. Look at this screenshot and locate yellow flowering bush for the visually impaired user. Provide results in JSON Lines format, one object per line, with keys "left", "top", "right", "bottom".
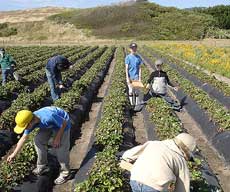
{"left": 151, "top": 43, "right": 230, "bottom": 78}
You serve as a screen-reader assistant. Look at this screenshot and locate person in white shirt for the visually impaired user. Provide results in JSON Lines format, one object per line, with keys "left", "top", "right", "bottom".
{"left": 120, "top": 133, "right": 196, "bottom": 192}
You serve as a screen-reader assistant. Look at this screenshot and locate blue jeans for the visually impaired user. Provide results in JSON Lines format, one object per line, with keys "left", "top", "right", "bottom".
{"left": 130, "top": 180, "right": 160, "bottom": 192}
{"left": 45, "top": 69, "right": 60, "bottom": 101}
{"left": 2, "top": 68, "right": 14, "bottom": 85}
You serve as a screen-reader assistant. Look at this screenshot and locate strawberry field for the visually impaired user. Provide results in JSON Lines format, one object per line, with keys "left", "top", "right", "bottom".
{"left": 0, "top": 45, "right": 229, "bottom": 192}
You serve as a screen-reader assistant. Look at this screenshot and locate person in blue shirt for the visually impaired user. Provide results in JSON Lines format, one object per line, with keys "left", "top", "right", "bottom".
{"left": 7, "top": 106, "right": 71, "bottom": 185}
{"left": 125, "top": 43, "right": 144, "bottom": 107}
{"left": 45, "top": 54, "right": 72, "bottom": 101}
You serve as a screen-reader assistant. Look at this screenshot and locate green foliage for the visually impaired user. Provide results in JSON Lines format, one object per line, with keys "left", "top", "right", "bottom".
{"left": 150, "top": 46, "right": 230, "bottom": 96}
{"left": 0, "top": 131, "right": 37, "bottom": 191}
{"left": 76, "top": 146, "right": 125, "bottom": 192}
{"left": 0, "top": 23, "right": 17, "bottom": 37}
{"left": 193, "top": 5, "right": 230, "bottom": 29}
{"left": 49, "top": 2, "right": 215, "bottom": 40}
{"left": 75, "top": 47, "right": 130, "bottom": 191}
{"left": 141, "top": 60, "right": 220, "bottom": 191}
{"left": 143, "top": 47, "right": 230, "bottom": 130}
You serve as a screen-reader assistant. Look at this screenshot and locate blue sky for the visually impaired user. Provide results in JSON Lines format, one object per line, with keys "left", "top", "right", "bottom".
{"left": 0, "top": 0, "right": 229, "bottom": 11}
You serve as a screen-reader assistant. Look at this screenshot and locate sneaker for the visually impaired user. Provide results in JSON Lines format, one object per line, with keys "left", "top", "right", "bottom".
{"left": 54, "top": 174, "right": 69, "bottom": 185}
{"left": 32, "top": 166, "right": 50, "bottom": 176}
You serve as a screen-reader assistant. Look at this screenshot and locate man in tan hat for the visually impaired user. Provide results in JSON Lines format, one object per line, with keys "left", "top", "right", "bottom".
{"left": 120, "top": 133, "right": 196, "bottom": 192}
{"left": 7, "top": 106, "right": 71, "bottom": 185}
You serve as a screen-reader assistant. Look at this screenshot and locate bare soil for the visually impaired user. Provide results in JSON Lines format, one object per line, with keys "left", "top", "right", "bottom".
{"left": 175, "top": 110, "right": 230, "bottom": 192}
{"left": 53, "top": 55, "right": 116, "bottom": 192}
{"left": 133, "top": 112, "right": 148, "bottom": 144}
{"left": 143, "top": 56, "right": 230, "bottom": 191}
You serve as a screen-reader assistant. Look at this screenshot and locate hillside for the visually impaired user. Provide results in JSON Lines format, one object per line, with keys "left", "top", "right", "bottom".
{"left": 0, "top": 7, "right": 69, "bottom": 23}
{"left": 49, "top": 1, "right": 216, "bottom": 40}
{"left": 0, "top": 7, "right": 95, "bottom": 43}
{"left": 0, "top": 3, "right": 229, "bottom": 42}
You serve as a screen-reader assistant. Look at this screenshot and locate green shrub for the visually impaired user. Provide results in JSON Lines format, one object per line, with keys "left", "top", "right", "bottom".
{"left": 49, "top": 2, "right": 215, "bottom": 40}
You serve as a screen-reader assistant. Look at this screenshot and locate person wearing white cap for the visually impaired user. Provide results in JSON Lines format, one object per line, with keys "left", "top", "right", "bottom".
{"left": 145, "top": 59, "right": 181, "bottom": 111}
{"left": 125, "top": 43, "right": 144, "bottom": 109}
{"left": 120, "top": 133, "right": 196, "bottom": 192}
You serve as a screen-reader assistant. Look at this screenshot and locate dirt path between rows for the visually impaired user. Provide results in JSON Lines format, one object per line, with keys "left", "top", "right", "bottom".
{"left": 53, "top": 56, "right": 116, "bottom": 192}
{"left": 133, "top": 112, "right": 148, "bottom": 144}
{"left": 175, "top": 110, "right": 230, "bottom": 192}
{"left": 142, "top": 55, "right": 230, "bottom": 191}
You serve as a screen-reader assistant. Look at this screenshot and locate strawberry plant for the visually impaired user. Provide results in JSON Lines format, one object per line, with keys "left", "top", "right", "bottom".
{"left": 142, "top": 48, "right": 230, "bottom": 131}
{"left": 0, "top": 131, "right": 37, "bottom": 192}
{"left": 75, "top": 47, "right": 130, "bottom": 192}
{"left": 146, "top": 46, "right": 230, "bottom": 96}
{"left": 141, "top": 56, "right": 221, "bottom": 192}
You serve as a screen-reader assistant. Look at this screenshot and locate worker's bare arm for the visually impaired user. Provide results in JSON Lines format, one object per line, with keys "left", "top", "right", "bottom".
{"left": 53, "top": 120, "right": 67, "bottom": 148}
{"left": 7, "top": 134, "right": 29, "bottom": 163}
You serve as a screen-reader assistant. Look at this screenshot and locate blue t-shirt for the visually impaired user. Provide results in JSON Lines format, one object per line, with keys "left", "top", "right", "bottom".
{"left": 24, "top": 106, "right": 71, "bottom": 135}
{"left": 125, "top": 54, "right": 143, "bottom": 80}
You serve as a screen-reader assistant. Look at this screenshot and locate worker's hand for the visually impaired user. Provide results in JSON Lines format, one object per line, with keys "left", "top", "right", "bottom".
{"left": 58, "top": 84, "right": 65, "bottom": 89}
{"left": 7, "top": 153, "right": 15, "bottom": 163}
{"left": 146, "top": 84, "right": 150, "bottom": 89}
{"left": 119, "top": 160, "right": 133, "bottom": 171}
{"left": 52, "top": 136, "right": 61, "bottom": 148}
{"left": 173, "top": 86, "right": 179, "bottom": 91}
{"left": 168, "top": 182, "right": 175, "bottom": 192}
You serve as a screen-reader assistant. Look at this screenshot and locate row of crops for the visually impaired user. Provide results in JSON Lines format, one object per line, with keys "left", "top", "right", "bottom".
{"left": 0, "top": 45, "right": 227, "bottom": 191}
{"left": 150, "top": 43, "right": 230, "bottom": 78}
{"left": 0, "top": 45, "right": 112, "bottom": 191}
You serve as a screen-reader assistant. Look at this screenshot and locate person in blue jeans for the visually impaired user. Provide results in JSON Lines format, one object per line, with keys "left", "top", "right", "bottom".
{"left": 0, "top": 48, "right": 17, "bottom": 85}
{"left": 121, "top": 133, "right": 197, "bottom": 192}
{"left": 45, "top": 54, "right": 72, "bottom": 101}
{"left": 125, "top": 43, "right": 144, "bottom": 107}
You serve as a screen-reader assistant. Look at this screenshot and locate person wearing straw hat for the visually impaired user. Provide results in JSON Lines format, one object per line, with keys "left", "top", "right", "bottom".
{"left": 145, "top": 59, "right": 181, "bottom": 111}
{"left": 120, "top": 133, "right": 197, "bottom": 192}
{"left": 125, "top": 43, "right": 144, "bottom": 109}
{"left": 7, "top": 106, "right": 71, "bottom": 185}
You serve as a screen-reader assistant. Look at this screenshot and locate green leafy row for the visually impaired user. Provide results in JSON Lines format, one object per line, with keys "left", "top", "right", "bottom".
{"left": 0, "top": 131, "right": 37, "bottom": 191}
{"left": 9, "top": 46, "right": 78, "bottom": 68}
{"left": 75, "top": 47, "right": 129, "bottom": 192}
{"left": 148, "top": 46, "right": 230, "bottom": 96}
{"left": 54, "top": 46, "right": 115, "bottom": 112}
{"left": 0, "top": 46, "right": 97, "bottom": 100}
{"left": 16, "top": 46, "right": 82, "bottom": 76}
{"left": 0, "top": 46, "right": 110, "bottom": 191}
{"left": 142, "top": 49, "right": 230, "bottom": 131}
{"left": 141, "top": 65, "right": 220, "bottom": 192}
{"left": 0, "top": 46, "right": 105, "bottom": 131}
{"left": 0, "top": 46, "right": 84, "bottom": 100}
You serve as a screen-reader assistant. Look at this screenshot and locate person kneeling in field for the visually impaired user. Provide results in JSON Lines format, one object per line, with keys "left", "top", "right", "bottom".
{"left": 7, "top": 106, "right": 71, "bottom": 185}
{"left": 145, "top": 59, "right": 181, "bottom": 111}
{"left": 120, "top": 133, "right": 197, "bottom": 192}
